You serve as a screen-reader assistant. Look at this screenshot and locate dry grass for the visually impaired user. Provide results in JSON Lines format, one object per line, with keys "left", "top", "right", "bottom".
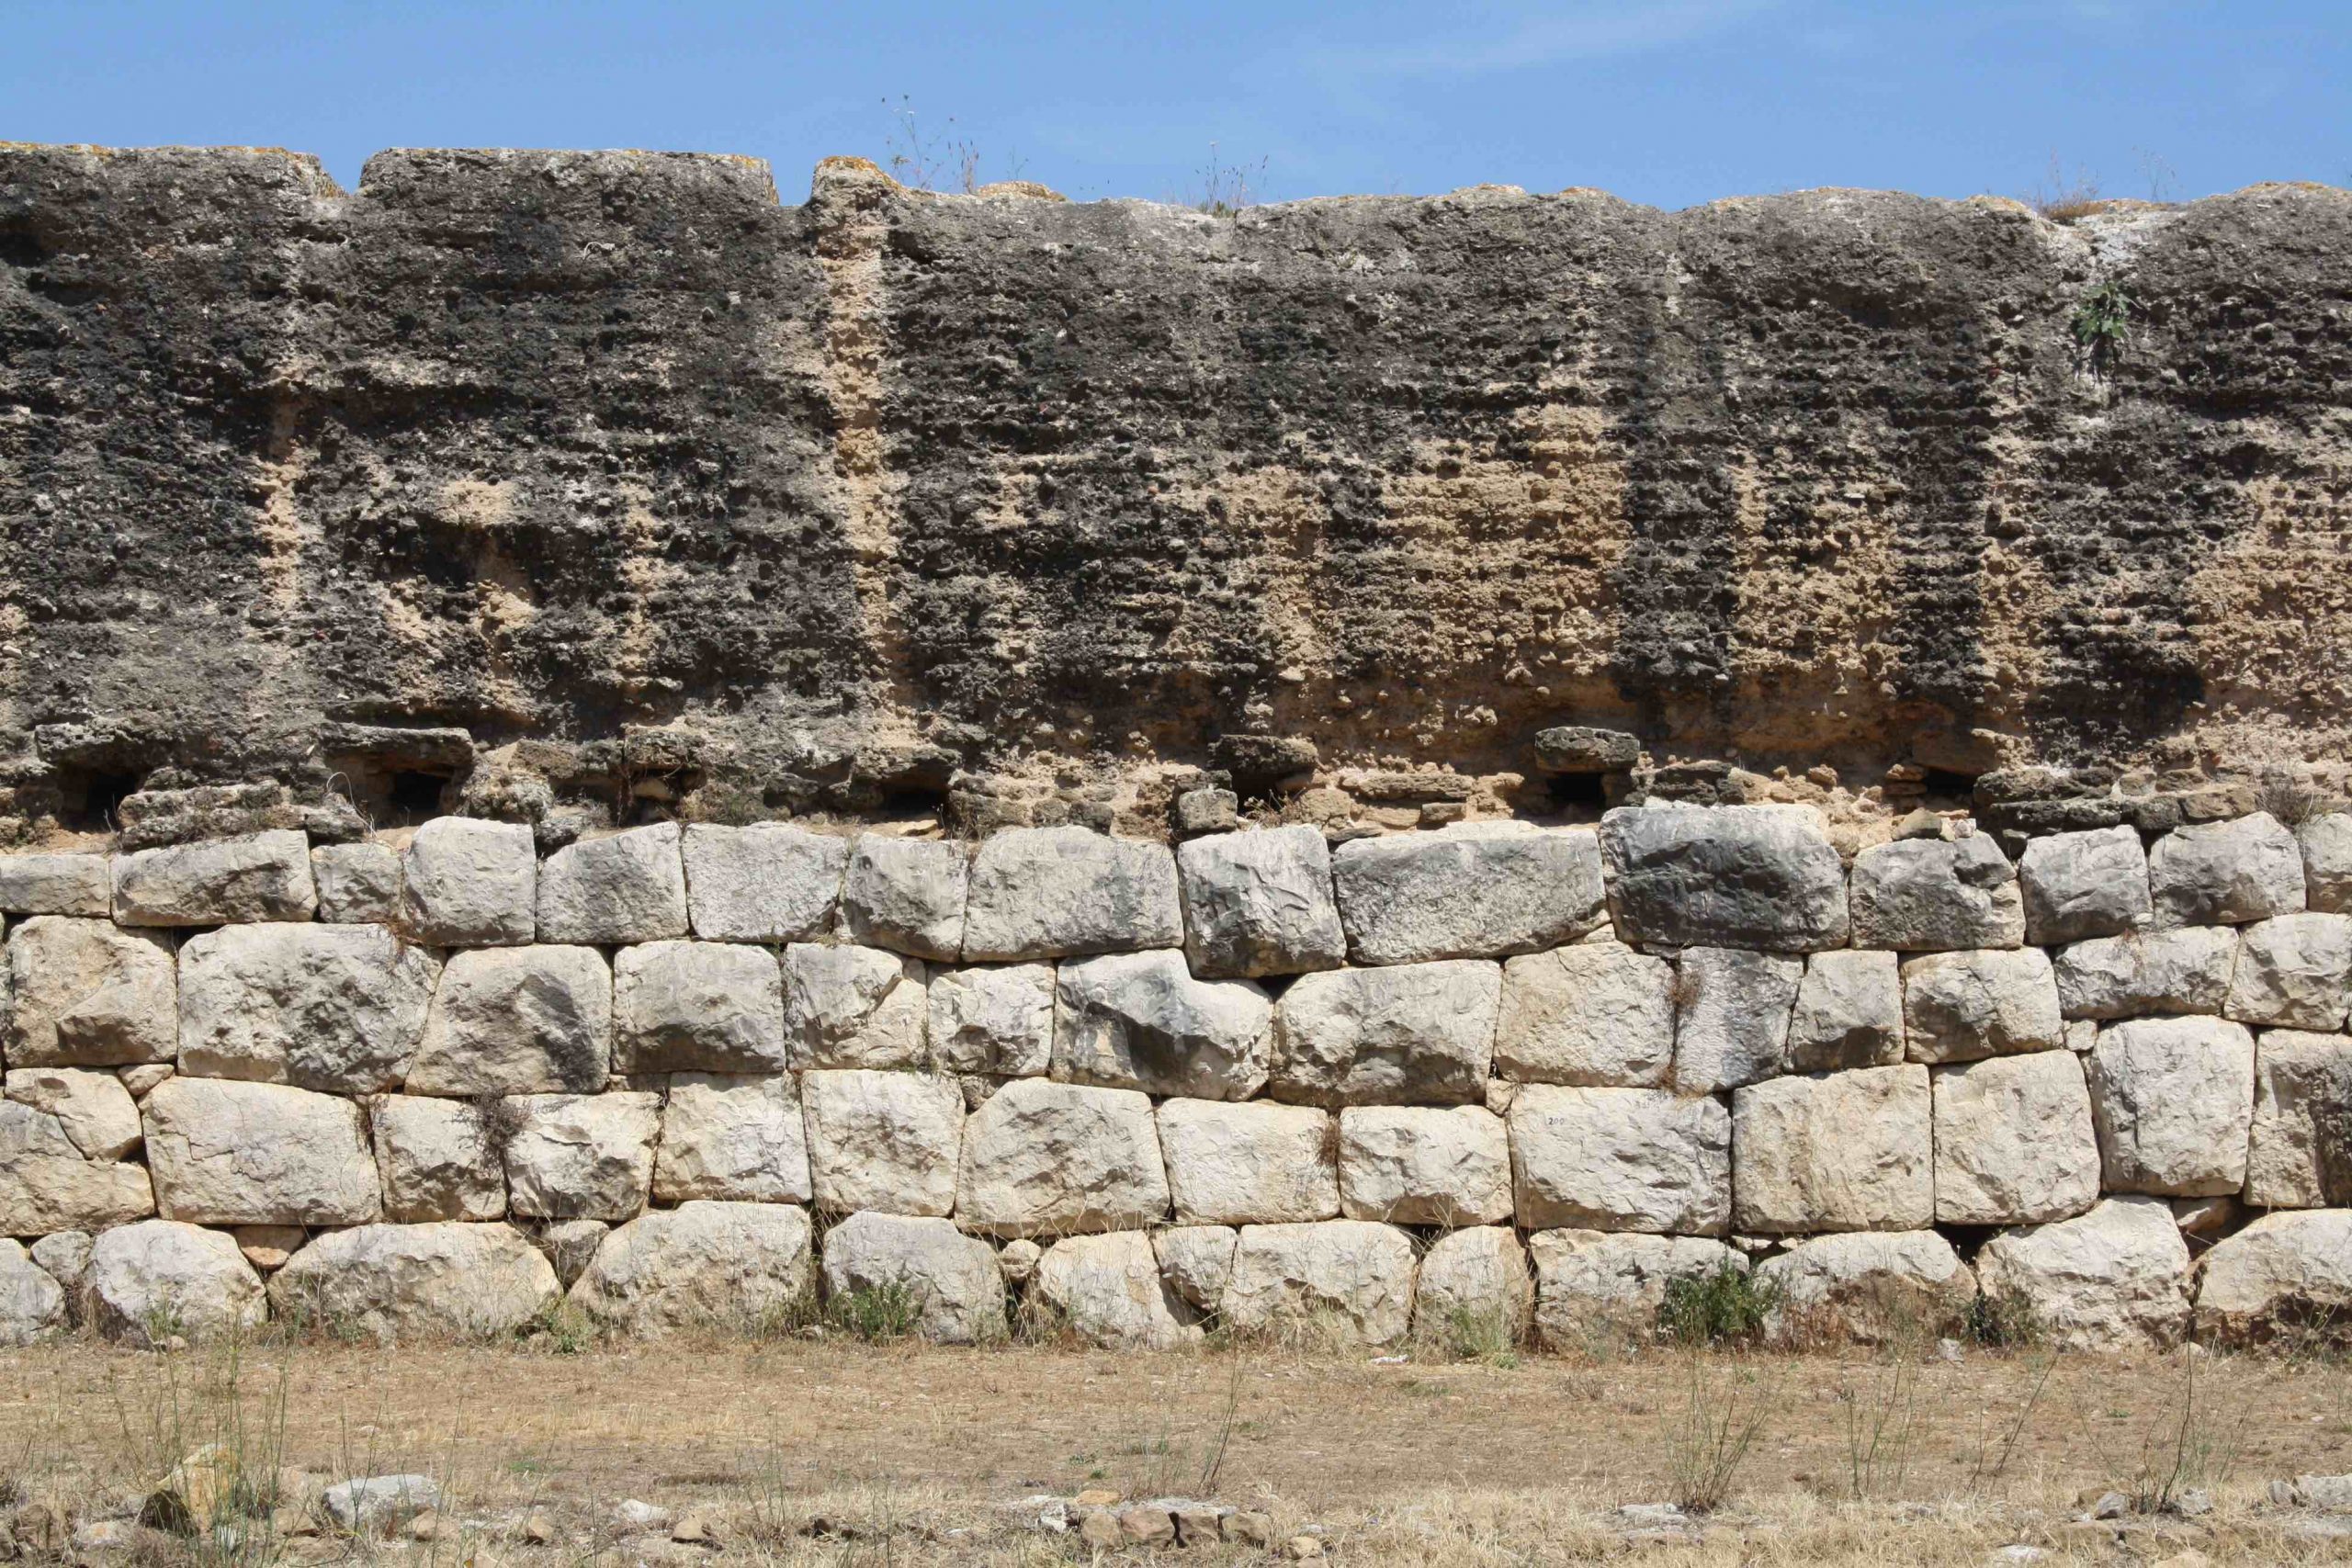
{"left": 6, "top": 1337, "right": 2352, "bottom": 1563}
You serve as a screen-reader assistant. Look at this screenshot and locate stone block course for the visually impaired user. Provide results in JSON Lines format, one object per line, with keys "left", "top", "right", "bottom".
{"left": 1176, "top": 825, "right": 1346, "bottom": 977}
{"left": 536, "top": 823, "right": 689, "bottom": 945}
{"left": 1598, "top": 805, "right": 1849, "bottom": 952}
{"left": 1271, "top": 959, "right": 1498, "bottom": 1106}
{"left": 113, "top": 830, "right": 316, "bottom": 926}
{"left": 1330, "top": 823, "right": 1606, "bottom": 964}
{"left": 683, "top": 823, "right": 847, "bottom": 943}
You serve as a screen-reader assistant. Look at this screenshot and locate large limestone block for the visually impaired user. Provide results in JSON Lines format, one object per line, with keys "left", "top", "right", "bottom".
{"left": 501, "top": 1092, "right": 661, "bottom": 1222}
{"left": 0, "top": 1241, "right": 63, "bottom": 1346}
{"left": 783, "top": 943, "right": 929, "bottom": 1070}
{"left": 112, "top": 830, "right": 315, "bottom": 926}
{"left": 1673, "top": 947, "right": 1801, "bottom": 1092}
{"left": 2086, "top": 1016, "right": 2256, "bottom": 1196}
{"left": 406, "top": 946, "right": 612, "bottom": 1096}
{"left": 842, "top": 836, "right": 967, "bottom": 961}
{"left": 1786, "top": 950, "right": 1905, "bottom": 1072}
{"left": 1330, "top": 823, "right": 1606, "bottom": 965}
{"left": 176, "top": 923, "right": 440, "bottom": 1093}
{"left": 1529, "top": 1230, "right": 1746, "bottom": 1347}
{"left": 613, "top": 940, "right": 787, "bottom": 1074}
{"left": 2301, "top": 814, "right": 2352, "bottom": 914}
{"left": 372, "top": 1095, "right": 504, "bottom": 1223}
{"left": 2148, "top": 811, "right": 2305, "bottom": 927}
{"left": 1153, "top": 1224, "right": 1237, "bottom": 1313}
{"left": 1509, "top": 1084, "right": 1730, "bottom": 1235}
{"left": 1850, "top": 833, "right": 2023, "bottom": 952}
{"left": 400, "top": 818, "right": 536, "bottom": 946}
{"left": 962, "top": 827, "right": 1182, "bottom": 961}
{"left": 800, "top": 1069, "right": 963, "bottom": 1217}
{"left": 955, "top": 1077, "right": 1166, "bottom": 1235}
{"left": 1731, "top": 1065, "right": 1932, "bottom": 1234}
{"left": 1338, "top": 1105, "right": 1511, "bottom": 1225}
{"left": 2245, "top": 1030, "right": 2352, "bottom": 1208}
{"left": 0, "top": 852, "right": 109, "bottom": 917}
{"left": 2194, "top": 1209, "right": 2352, "bottom": 1345}
{"left": 2052, "top": 927, "right": 2238, "bottom": 1020}
{"left": 652, "top": 1073, "right": 811, "bottom": 1204}
{"left": 85, "top": 1220, "right": 266, "bottom": 1347}
{"left": 1221, "top": 1220, "right": 1415, "bottom": 1346}
{"left": 0, "top": 1100, "right": 153, "bottom": 1232}
{"left": 927, "top": 964, "right": 1054, "bottom": 1077}
{"left": 6, "top": 917, "right": 175, "bottom": 1066}
{"left": 820, "top": 1212, "right": 1006, "bottom": 1344}
{"left": 1033, "top": 1230, "right": 1196, "bottom": 1350}
{"left": 1598, "top": 804, "right": 1849, "bottom": 952}
{"left": 1413, "top": 1225, "right": 1531, "bottom": 1345}
{"left": 1931, "top": 1051, "right": 2099, "bottom": 1224}
{"left": 1055, "top": 950, "right": 1271, "bottom": 1100}
{"left": 5, "top": 1066, "right": 140, "bottom": 1160}
{"left": 536, "top": 823, "right": 688, "bottom": 944}
{"left": 143, "top": 1077, "right": 379, "bottom": 1226}
{"left": 267, "top": 1223, "right": 559, "bottom": 1343}
{"left": 570, "top": 1200, "right": 814, "bottom": 1336}
{"left": 1177, "top": 825, "right": 1346, "bottom": 977}
{"left": 1899, "top": 947, "right": 2063, "bottom": 1063}
{"left": 2225, "top": 913, "right": 2352, "bottom": 1031}
{"left": 1974, "top": 1196, "right": 2192, "bottom": 1351}
{"left": 1159, "top": 1099, "right": 1337, "bottom": 1225}
{"left": 1270, "top": 959, "right": 1498, "bottom": 1106}
{"left": 311, "top": 840, "right": 401, "bottom": 924}
{"left": 1493, "top": 941, "right": 1674, "bottom": 1087}
{"left": 1757, "top": 1231, "right": 1975, "bottom": 1346}
{"left": 683, "top": 822, "right": 847, "bottom": 943}
{"left": 2020, "top": 825, "right": 2153, "bottom": 945}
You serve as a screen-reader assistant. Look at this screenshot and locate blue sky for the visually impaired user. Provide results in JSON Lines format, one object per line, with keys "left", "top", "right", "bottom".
{"left": 6, "top": 1, "right": 2346, "bottom": 208}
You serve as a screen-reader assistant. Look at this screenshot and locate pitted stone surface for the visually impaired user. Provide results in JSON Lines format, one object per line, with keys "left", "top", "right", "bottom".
{"left": 2086, "top": 1016, "right": 2256, "bottom": 1196}
{"left": 1508, "top": 1085, "right": 1730, "bottom": 1235}
{"left": 85, "top": 1220, "right": 266, "bottom": 1347}
{"left": 1221, "top": 1220, "right": 1415, "bottom": 1346}
{"left": 1786, "top": 950, "right": 1904, "bottom": 1072}
{"left": 2245, "top": 1030, "right": 2352, "bottom": 1208}
{"left": 113, "top": 831, "right": 315, "bottom": 926}
{"left": 1493, "top": 941, "right": 1674, "bottom": 1088}
{"left": 821, "top": 1212, "right": 1006, "bottom": 1344}
{"left": 0, "top": 1099, "right": 154, "bottom": 1233}
{"left": 956, "top": 1077, "right": 1167, "bottom": 1236}
{"left": 2052, "top": 927, "right": 2238, "bottom": 1020}
{"left": 1850, "top": 832, "right": 2022, "bottom": 952}
{"left": 571, "top": 1201, "right": 814, "bottom": 1337}
{"left": 536, "top": 824, "right": 689, "bottom": 945}
{"left": 1731, "top": 1065, "right": 1932, "bottom": 1234}
{"left": 143, "top": 1077, "right": 380, "bottom": 1225}
{"left": 962, "top": 827, "right": 1182, "bottom": 961}
{"left": 1930, "top": 1051, "right": 2100, "bottom": 1224}
{"left": 2224, "top": 913, "right": 2352, "bottom": 1032}
{"left": 1529, "top": 1230, "right": 1746, "bottom": 1346}
{"left": 1055, "top": 950, "right": 1271, "bottom": 1100}
{"left": 6, "top": 918, "right": 176, "bottom": 1066}
{"left": 1973, "top": 1196, "right": 2191, "bottom": 1351}
{"left": 2301, "top": 815, "right": 2352, "bottom": 914}
{"left": 653, "top": 1073, "right": 811, "bottom": 1204}
{"left": 783, "top": 943, "right": 929, "bottom": 1070}
{"left": 1673, "top": 947, "right": 1801, "bottom": 1093}
{"left": 268, "top": 1223, "right": 560, "bottom": 1343}
{"left": 1337, "top": 1105, "right": 1511, "bottom": 1225}
{"left": 4, "top": 1066, "right": 141, "bottom": 1160}
{"left": 0, "top": 853, "right": 110, "bottom": 918}
{"left": 1177, "top": 825, "right": 1347, "bottom": 977}
{"left": 312, "top": 841, "right": 402, "bottom": 924}
{"left": 2148, "top": 811, "right": 2305, "bottom": 927}
{"left": 176, "top": 923, "right": 439, "bottom": 1093}
{"left": 1756, "top": 1231, "right": 1974, "bottom": 1346}
{"left": 842, "top": 836, "right": 968, "bottom": 961}
{"left": 614, "top": 940, "right": 788, "bottom": 1074}
{"left": 2195, "top": 1209, "right": 2352, "bottom": 1345}
{"left": 927, "top": 964, "right": 1054, "bottom": 1077}
{"left": 1330, "top": 824, "right": 1606, "bottom": 965}
{"left": 2020, "top": 826, "right": 2152, "bottom": 946}
{"left": 372, "top": 1095, "right": 505, "bottom": 1223}
{"left": 1598, "top": 805, "right": 1849, "bottom": 952}
{"left": 801, "top": 1069, "right": 965, "bottom": 1217}
{"left": 1159, "top": 1099, "right": 1337, "bottom": 1225}
{"left": 408, "top": 945, "right": 612, "bottom": 1096}
{"left": 683, "top": 823, "right": 847, "bottom": 943}
{"left": 1899, "top": 946, "right": 2064, "bottom": 1063}
{"left": 400, "top": 818, "right": 537, "bottom": 946}
{"left": 502, "top": 1091, "right": 661, "bottom": 1222}
{"left": 1413, "top": 1225, "right": 1531, "bottom": 1343}
{"left": 1271, "top": 959, "right": 1498, "bottom": 1106}
{"left": 1034, "top": 1230, "right": 1197, "bottom": 1350}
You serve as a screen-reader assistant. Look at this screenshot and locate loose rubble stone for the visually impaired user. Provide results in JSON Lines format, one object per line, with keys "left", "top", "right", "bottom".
{"left": 1172, "top": 787, "right": 1238, "bottom": 837}
{"left": 0, "top": 1100, "right": 153, "bottom": 1231}
{"left": 0, "top": 852, "right": 109, "bottom": 917}
{"left": 372, "top": 1095, "right": 504, "bottom": 1222}
{"left": 1598, "top": 805, "right": 1850, "bottom": 952}
{"left": 268, "top": 1223, "right": 560, "bottom": 1342}
{"left": 1973, "top": 1196, "right": 2192, "bottom": 1351}
{"left": 112, "top": 831, "right": 316, "bottom": 926}
{"left": 537, "top": 824, "right": 688, "bottom": 944}
{"left": 956, "top": 1077, "right": 1167, "bottom": 1235}
{"left": 1732, "top": 1065, "right": 1932, "bottom": 1234}
{"left": 176, "top": 924, "right": 439, "bottom": 1093}
{"left": 1221, "top": 1220, "right": 1416, "bottom": 1346}
{"left": 613, "top": 940, "right": 787, "bottom": 1074}
{"left": 1271, "top": 959, "right": 1498, "bottom": 1106}
{"left": 2245, "top": 1030, "right": 2352, "bottom": 1208}
{"left": 399, "top": 818, "right": 537, "bottom": 946}
{"left": 962, "top": 827, "right": 1182, "bottom": 960}
{"left": 5, "top": 1066, "right": 141, "bottom": 1160}
{"left": 783, "top": 944, "right": 929, "bottom": 1069}
{"left": 1757, "top": 1231, "right": 1975, "bottom": 1346}
{"left": 927, "top": 964, "right": 1053, "bottom": 1077}
{"left": 1850, "top": 832, "right": 2023, "bottom": 951}
{"left": 1412, "top": 1224, "right": 1531, "bottom": 1343}
{"left": 85, "top": 1220, "right": 266, "bottom": 1346}
{"left": 1786, "top": 950, "right": 1905, "bottom": 1071}
{"left": 820, "top": 1212, "right": 1006, "bottom": 1344}
{"left": 2019, "top": 825, "right": 2153, "bottom": 945}
{"left": 1673, "top": 947, "right": 1802, "bottom": 1092}
{"left": 535, "top": 1219, "right": 608, "bottom": 1289}
{"left": 1529, "top": 1230, "right": 1747, "bottom": 1347}
{"left": 30, "top": 1230, "right": 93, "bottom": 1297}
{"left": 1338, "top": 1105, "right": 1512, "bottom": 1225}
{"left": 1899, "top": 947, "right": 2064, "bottom": 1063}
{"left": 311, "top": 841, "right": 401, "bottom": 923}
{"left": 1154, "top": 1225, "right": 1238, "bottom": 1312}
{"left": 2171, "top": 1193, "right": 2241, "bottom": 1237}
{"left": 1509, "top": 1085, "right": 1731, "bottom": 1235}
{"left": 502, "top": 1092, "right": 661, "bottom": 1221}
{"left": 995, "top": 1236, "right": 1042, "bottom": 1284}
{"left": 801, "top": 1069, "right": 964, "bottom": 1217}
{"left": 1033, "top": 1231, "right": 1197, "bottom": 1350}
{"left": 1055, "top": 951, "right": 1271, "bottom": 1100}
{"left": 1330, "top": 824, "right": 1606, "bottom": 964}
{"left": 2052, "top": 927, "right": 2239, "bottom": 1020}
{"left": 2301, "top": 814, "right": 2352, "bottom": 914}
{"left": 2194, "top": 1209, "right": 2352, "bottom": 1345}
{"left": 1932, "top": 1052, "right": 2100, "bottom": 1224}
{"left": 2224, "top": 913, "right": 2352, "bottom": 1031}
{"left": 842, "top": 836, "right": 967, "bottom": 960}
{"left": 652, "top": 1073, "right": 811, "bottom": 1204}
{"left": 1159, "top": 1100, "right": 1337, "bottom": 1225}
{"left": 232, "top": 1223, "right": 302, "bottom": 1271}
{"left": 0, "top": 1240, "right": 63, "bottom": 1345}
{"left": 1533, "top": 725, "right": 1639, "bottom": 773}
{"left": 6, "top": 917, "right": 176, "bottom": 1066}
{"left": 143, "top": 1077, "right": 379, "bottom": 1225}
{"left": 571, "top": 1201, "right": 813, "bottom": 1336}
{"left": 2148, "top": 812, "right": 2306, "bottom": 927}
{"left": 407, "top": 946, "right": 612, "bottom": 1095}
{"left": 1177, "top": 826, "right": 1347, "bottom": 977}
{"left": 682, "top": 823, "right": 847, "bottom": 943}
{"left": 322, "top": 1476, "right": 443, "bottom": 1536}
{"left": 1493, "top": 942, "right": 1674, "bottom": 1087}
{"left": 2087, "top": 1017, "right": 2256, "bottom": 1196}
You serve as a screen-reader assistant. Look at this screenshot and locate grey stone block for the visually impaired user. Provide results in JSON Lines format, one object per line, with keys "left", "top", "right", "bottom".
{"left": 1177, "top": 825, "right": 1346, "bottom": 978}
{"left": 1331, "top": 824, "right": 1606, "bottom": 965}
{"left": 1598, "top": 805, "right": 1849, "bottom": 952}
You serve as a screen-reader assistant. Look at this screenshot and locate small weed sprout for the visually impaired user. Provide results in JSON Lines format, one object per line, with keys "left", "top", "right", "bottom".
{"left": 2131, "top": 1348, "right": 2254, "bottom": 1514}
{"left": 881, "top": 95, "right": 1023, "bottom": 194}
{"left": 1188, "top": 142, "right": 1267, "bottom": 217}
{"left": 1658, "top": 1264, "right": 1780, "bottom": 1348}
{"left": 2072, "top": 280, "right": 2134, "bottom": 376}
{"left": 1966, "top": 1286, "right": 2043, "bottom": 1349}
{"left": 1969, "top": 1351, "right": 2056, "bottom": 1495}
{"left": 828, "top": 1282, "right": 922, "bottom": 1344}
{"left": 1838, "top": 1348, "right": 1920, "bottom": 1500}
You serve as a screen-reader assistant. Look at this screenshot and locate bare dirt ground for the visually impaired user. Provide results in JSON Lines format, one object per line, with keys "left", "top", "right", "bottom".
{"left": 8, "top": 1337, "right": 2352, "bottom": 1564}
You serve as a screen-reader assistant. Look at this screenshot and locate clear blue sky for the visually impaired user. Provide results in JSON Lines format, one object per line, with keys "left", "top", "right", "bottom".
{"left": 6, "top": 1, "right": 2346, "bottom": 208}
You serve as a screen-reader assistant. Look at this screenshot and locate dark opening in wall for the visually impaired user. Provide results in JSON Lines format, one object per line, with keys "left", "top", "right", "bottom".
{"left": 1922, "top": 768, "right": 1979, "bottom": 799}
{"left": 54, "top": 768, "right": 140, "bottom": 833}
{"left": 1546, "top": 773, "right": 1610, "bottom": 814}
{"left": 878, "top": 785, "right": 948, "bottom": 819}
{"left": 383, "top": 770, "right": 450, "bottom": 825}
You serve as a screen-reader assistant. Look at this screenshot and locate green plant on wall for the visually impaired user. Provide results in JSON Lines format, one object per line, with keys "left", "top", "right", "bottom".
{"left": 2072, "top": 280, "right": 2133, "bottom": 373}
